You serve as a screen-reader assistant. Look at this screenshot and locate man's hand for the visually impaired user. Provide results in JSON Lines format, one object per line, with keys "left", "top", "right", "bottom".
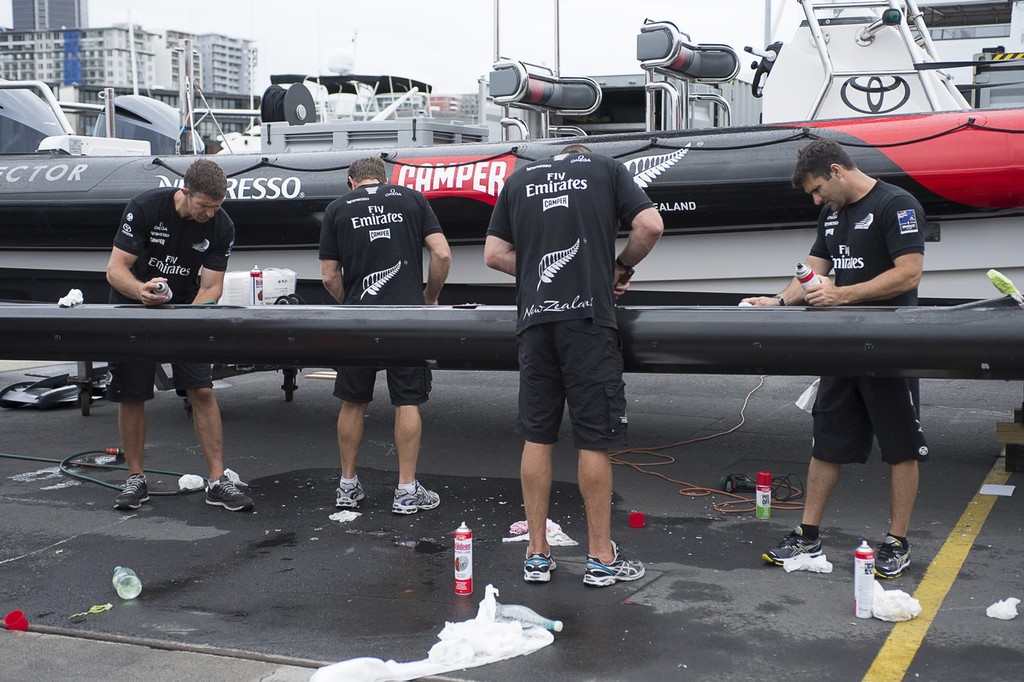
{"left": 803, "top": 278, "right": 843, "bottom": 307}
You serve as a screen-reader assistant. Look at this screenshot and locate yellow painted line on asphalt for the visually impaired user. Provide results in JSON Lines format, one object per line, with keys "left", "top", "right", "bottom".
{"left": 863, "top": 456, "right": 1012, "bottom": 681}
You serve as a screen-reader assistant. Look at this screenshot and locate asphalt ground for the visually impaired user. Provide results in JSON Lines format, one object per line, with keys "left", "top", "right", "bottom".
{"left": 1, "top": 360, "right": 1023, "bottom": 681}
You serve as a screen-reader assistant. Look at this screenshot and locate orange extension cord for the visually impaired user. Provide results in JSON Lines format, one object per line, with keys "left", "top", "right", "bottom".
{"left": 610, "top": 376, "right": 806, "bottom": 515}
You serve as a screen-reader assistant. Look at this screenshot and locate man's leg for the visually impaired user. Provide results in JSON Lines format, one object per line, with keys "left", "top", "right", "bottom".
{"left": 185, "top": 387, "right": 225, "bottom": 480}
{"left": 118, "top": 401, "right": 147, "bottom": 474}
{"left": 394, "top": 404, "right": 422, "bottom": 486}
{"left": 338, "top": 400, "right": 368, "bottom": 478}
{"left": 578, "top": 447, "right": 613, "bottom": 564}
{"left": 887, "top": 459, "right": 919, "bottom": 537}
{"left": 801, "top": 456, "right": 841, "bottom": 527}
{"left": 522, "top": 440, "right": 554, "bottom": 556}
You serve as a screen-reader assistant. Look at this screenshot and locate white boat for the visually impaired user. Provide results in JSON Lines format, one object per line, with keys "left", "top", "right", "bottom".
{"left": 0, "top": 0, "right": 1022, "bottom": 306}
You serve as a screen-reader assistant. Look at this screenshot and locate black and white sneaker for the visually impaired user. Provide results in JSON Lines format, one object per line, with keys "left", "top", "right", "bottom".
{"left": 763, "top": 526, "right": 823, "bottom": 566}
{"left": 874, "top": 535, "right": 911, "bottom": 579}
{"left": 206, "top": 475, "right": 254, "bottom": 511}
{"left": 114, "top": 474, "right": 149, "bottom": 510}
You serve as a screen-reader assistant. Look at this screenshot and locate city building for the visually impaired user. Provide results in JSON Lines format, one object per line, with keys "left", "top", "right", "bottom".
{"left": 12, "top": 0, "right": 85, "bottom": 31}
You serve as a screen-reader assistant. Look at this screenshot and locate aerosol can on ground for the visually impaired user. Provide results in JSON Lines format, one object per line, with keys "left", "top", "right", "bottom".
{"left": 854, "top": 540, "right": 875, "bottom": 618}
{"left": 454, "top": 522, "right": 473, "bottom": 595}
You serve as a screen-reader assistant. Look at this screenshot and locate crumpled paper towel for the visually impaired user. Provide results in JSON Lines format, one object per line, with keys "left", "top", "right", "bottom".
{"left": 329, "top": 510, "right": 361, "bottom": 523}
{"left": 986, "top": 597, "right": 1020, "bottom": 620}
{"left": 872, "top": 581, "right": 921, "bottom": 622}
{"left": 502, "top": 519, "right": 578, "bottom": 546}
{"left": 58, "top": 289, "right": 84, "bottom": 308}
{"left": 795, "top": 379, "right": 820, "bottom": 413}
{"left": 221, "top": 468, "right": 245, "bottom": 485}
{"left": 782, "top": 554, "right": 833, "bottom": 573}
{"left": 310, "top": 584, "right": 554, "bottom": 682}
{"left": 178, "top": 474, "right": 206, "bottom": 491}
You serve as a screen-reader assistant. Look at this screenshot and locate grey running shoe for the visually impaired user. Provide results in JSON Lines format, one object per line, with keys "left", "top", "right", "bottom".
{"left": 392, "top": 481, "right": 440, "bottom": 514}
{"left": 583, "top": 541, "right": 645, "bottom": 587}
{"left": 335, "top": 481, "right": 365, "bottom": 508}
{"left": 763, "top": 526, "right": 823, "bottom": 565}
{"left": 114, "top": 474, "right": 149, "bottom": 510}
{"left": 524, "top": 552, "right": 557, "bottom": 583}
{"left": 205, "top": 475, "right": 254, "bottom": 511}
{"left": 874, "top": 535, "right": 910, "bottom": 579}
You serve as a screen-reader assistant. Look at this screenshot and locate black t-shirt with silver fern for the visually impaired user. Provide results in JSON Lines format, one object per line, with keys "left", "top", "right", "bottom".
{"left": 319, "top": 183, "right": 443, "bottom": 305}
{"left": 487, "top": 152, "right": 653, "bottom": 333}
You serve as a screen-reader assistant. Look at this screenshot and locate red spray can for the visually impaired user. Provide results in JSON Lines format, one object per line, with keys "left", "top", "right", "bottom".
{"left": 854, "top": 540, "right": 875, "bottom": 618}
{"left": 454, "top": 522, "right": 473, "bottom": 595}
{"left": 250, "top": 265, "right": 264, "bottom": 305}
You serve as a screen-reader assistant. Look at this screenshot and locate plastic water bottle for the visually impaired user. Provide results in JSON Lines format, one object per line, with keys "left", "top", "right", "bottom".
{"left": 796, "top": 262, "right": 821, "bottom": 289}
{"left": 854, "top": 541, "right": 875, "bottom": 619}
{"left": 755, "top": 471, "right": 772, "bottom": 519}
{"left": 152, "top": 280, "right": 172, "bottom": 301}
{"left": 495, "top": 601, "right": 563, "bottom": 632}
{"left": 454, "top": 522, "right": 473, "bottom": 595}
{"left": 112, "top": 566, "right": 142, "bottom": 600}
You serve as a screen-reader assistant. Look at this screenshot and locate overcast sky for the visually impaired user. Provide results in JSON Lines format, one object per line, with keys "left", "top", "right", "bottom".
{"left": 0, "top": 1, "right": 806, "bottom": 93}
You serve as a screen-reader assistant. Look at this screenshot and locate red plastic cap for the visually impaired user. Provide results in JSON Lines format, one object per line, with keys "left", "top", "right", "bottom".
{"left": 757, "top": 471, "right": 771, "bottom": 487}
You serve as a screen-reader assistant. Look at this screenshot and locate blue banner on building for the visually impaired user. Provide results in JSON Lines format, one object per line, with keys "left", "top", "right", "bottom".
{"left": 63, "top": 30, "right": 82, "bottom": 85}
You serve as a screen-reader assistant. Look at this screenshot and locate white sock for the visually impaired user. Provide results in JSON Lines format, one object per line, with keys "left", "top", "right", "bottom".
{"left": 340, "top": 475, "right": 359, "bottom": 487}
{"left": 398, "top": 481, "right": 417, "bottom": 494}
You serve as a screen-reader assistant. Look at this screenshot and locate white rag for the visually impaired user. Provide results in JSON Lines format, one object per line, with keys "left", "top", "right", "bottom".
{"left": 310, "top": 584, "right": 554, "bottom": 682}
{"left": 501, "top": 519, "right": 578, "bottom": 546}
{"left": 872, "top": 581, "right": 922, "bottom": 621}
{"left": 782, "top": 554, "right": 833, "bottom": 573}
{"left": 177, "top": 474, "right": 206, "bottom": 491}
{"left": 328, "top": 510, "right": 361, "bottom": 523}
{"left": 986, "top": 597, "right": 1020, "bottom": 620}
{"left": 795, "top": 379, "right": 820, "bottom": 413}
{"left": 57, "top": 289, "right": 84, "bottom": 308}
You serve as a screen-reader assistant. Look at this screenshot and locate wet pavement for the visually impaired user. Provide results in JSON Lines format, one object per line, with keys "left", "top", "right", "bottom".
{"left": 1, "top": 360, "right": 1023, "bottom": 681}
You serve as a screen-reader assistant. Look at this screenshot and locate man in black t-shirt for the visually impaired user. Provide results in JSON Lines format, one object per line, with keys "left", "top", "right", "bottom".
{"left": 744, "top": 140, "right": 927, "bottom": 579}
{"left": 485, "top": 144, "right": 663, "bottom": 587}
{"left": 106, "top": 158, "right": 253, "bottom": 513}
{"left": 319, "top": 155, "right": 451, "bottom": 514}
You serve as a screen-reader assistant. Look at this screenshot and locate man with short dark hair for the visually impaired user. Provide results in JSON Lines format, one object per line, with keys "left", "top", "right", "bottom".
{"left": 106, "top": 157, "right": 253, "bottom": 513}
{"left": 319, "top": 155, "right": 452, "bottom": 514}
{"left": 485, "top": 144, "right": 663, "bottom": 587}
{"left": 743, "top": 139, "right": 927, "bottom": 578}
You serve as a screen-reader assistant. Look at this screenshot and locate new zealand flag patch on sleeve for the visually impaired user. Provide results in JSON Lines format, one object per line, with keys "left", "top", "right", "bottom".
{"left": 897, "top": 209, "right": 919, "bottom": 234}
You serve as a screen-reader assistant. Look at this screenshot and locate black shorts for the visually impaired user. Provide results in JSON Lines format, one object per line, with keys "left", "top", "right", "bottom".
{"left": 107, "top": 361, "right": 213, "bottom": 402}
{"left": 333, "top": 366, "right": 432, "bottom": 406}
{"left": 516, "top": 319, "right": 627, "bottom": 450}
{"left": 812, "top": 376, "right": 928, "bottom": 465}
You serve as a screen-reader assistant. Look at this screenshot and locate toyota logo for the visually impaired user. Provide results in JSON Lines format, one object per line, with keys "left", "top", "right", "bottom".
{"left": 840, "top": 76, "right": 912, "bottom": 114}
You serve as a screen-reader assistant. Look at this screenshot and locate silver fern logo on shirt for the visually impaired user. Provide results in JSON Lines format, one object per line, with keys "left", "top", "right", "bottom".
{"left": 192, "top": 239, "right": 210, "bottom": 252}
{"left": 537, "top": 239, "right": 580, "bottom": 291}
{"left": 361, "top": 261, "right": 401, "bottom": 300}
{"left": 854, "top": 213, "right": 874, "bottom": 230}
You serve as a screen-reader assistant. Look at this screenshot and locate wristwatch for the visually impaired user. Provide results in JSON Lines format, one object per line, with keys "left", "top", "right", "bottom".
{"left": 615, "top": 257, "right": 635, "bottom": 278}
{"left": 772, "top": 295, "right": 786, "bottom": 306}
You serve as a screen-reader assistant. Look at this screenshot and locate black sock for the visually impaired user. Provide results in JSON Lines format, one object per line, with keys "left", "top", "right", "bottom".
{"left": 799, "top": 524, "right": 820, "bottom": 541}
{"left": 889, "top": 534, "right": 908, "bottom": 548}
